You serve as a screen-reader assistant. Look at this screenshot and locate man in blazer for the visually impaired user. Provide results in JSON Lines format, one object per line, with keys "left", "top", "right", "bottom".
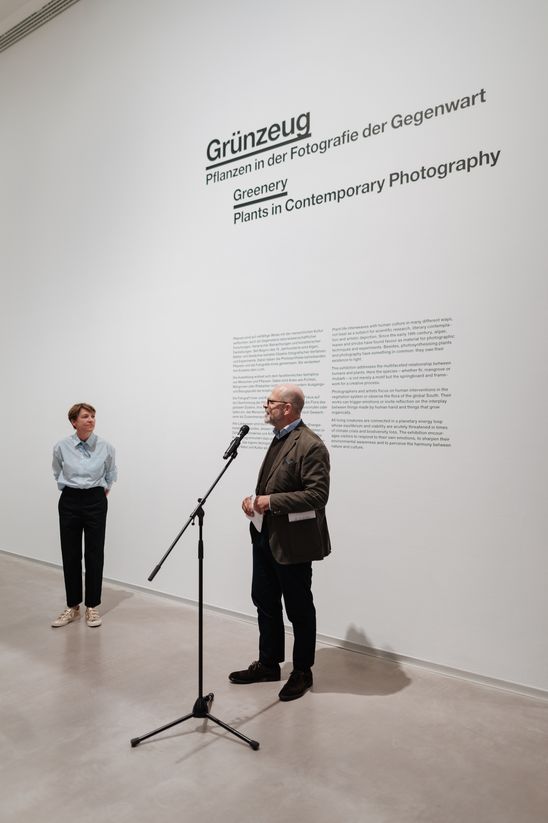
{"left": 229, "top": 383, "right": 331, "bottom": 701}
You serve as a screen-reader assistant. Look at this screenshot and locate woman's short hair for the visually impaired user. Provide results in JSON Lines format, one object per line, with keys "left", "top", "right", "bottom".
{"left": 68, "top": 403, "right": 96, "bottom": 424}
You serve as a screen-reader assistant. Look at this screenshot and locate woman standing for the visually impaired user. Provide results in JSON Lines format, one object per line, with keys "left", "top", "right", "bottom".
{"left": 51, "top": 403, "right": 117, "bottom": 628}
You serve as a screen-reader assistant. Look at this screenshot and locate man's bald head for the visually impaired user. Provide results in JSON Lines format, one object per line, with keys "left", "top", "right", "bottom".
{"left": 273, "top": 384, "right": 305, "bottom": 414}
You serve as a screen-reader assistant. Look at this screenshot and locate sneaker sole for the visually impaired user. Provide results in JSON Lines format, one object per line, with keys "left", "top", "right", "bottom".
{"left": 51, "top": 616, "right": 81, "bottom": 628}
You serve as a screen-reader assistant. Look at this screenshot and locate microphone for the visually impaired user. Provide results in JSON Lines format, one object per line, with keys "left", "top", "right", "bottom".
{"left": 223, "top": 424, "right": 250, "bottom": 459}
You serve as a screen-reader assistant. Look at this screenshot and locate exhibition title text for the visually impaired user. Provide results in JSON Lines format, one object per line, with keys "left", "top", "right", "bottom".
{"left": 206, "top": 111, "right": 311, "bottom": 168}
{"left": 205, "top": 88, "right": 487, "bottom": 186}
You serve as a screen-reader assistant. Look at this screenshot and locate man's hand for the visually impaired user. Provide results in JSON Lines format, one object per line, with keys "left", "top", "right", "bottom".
{"left": 253, "top": 495, "right": 271, "bottom": 514}
{"left": 241, "top": 496, "right": 254, "bottom": 516}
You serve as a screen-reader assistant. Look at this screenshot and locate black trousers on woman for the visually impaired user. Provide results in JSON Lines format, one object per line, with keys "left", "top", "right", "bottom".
{"left": 58, "top": 486, "right": 108, "bottom": 608}
{"left": 251, "top": 520, "right": 316, "bottom": 672}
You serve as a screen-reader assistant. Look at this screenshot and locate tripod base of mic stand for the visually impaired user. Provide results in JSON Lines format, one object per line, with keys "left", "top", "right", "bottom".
{"left": 130, "top": 693, "right": 260, "bottom": 751}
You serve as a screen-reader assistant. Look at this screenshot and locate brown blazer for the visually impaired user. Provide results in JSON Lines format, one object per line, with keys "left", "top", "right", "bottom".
{"left": 254, "top": 423, "right": 331, "bottom": 564}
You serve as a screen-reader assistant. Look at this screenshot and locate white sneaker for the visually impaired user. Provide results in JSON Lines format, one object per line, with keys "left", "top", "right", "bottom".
{"left": 85, "top": 607, "right": 102, "bottom": 627}
{"left": 51, "top": 607, "right": 81, "bottom": 627}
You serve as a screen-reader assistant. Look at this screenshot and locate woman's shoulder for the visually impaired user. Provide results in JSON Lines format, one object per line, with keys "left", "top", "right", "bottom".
{"left": 53, "top": 434, "right": 76, "bottom": 450}
{"left": 94, "top": 434, "right": 116, "bottom": 451}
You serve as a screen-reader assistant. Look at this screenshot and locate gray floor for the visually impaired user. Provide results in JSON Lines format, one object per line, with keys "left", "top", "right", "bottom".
{"left": 1, "top": 552, "right": 547, "bottom": 823}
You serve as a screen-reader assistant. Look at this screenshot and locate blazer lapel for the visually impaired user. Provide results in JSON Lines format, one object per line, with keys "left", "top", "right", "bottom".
{"left": 263, "top": 426, "right": 302, "bottom": 487}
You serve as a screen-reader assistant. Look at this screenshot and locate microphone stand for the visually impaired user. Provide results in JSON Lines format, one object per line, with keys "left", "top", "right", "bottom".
{"left": 130, "top": 443, "right": 259, "bottom": 751}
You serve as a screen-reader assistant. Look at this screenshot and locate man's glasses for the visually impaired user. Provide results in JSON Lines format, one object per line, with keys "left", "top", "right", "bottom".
{"left": 264, "top": 398, "right": 288, "bottom": 407}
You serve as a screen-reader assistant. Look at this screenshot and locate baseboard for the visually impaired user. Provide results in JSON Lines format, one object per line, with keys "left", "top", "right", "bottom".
{"left": 3, "top": 548, "right": 547, "bottom": 702}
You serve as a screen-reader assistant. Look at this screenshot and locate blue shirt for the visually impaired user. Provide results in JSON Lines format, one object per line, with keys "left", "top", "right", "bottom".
{"left": 52, "top": 432, "right": 118, "bottom": 491}
{"left": 274, "top": 418, "right": 302, "bottom": 439}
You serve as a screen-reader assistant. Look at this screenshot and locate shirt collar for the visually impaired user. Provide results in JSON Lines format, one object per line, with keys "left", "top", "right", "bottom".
{"left": 274, "top": 418, "right": 302, "bottom": 440}
{"left": 71, "top": 432, "right": 97, "bottom": 448}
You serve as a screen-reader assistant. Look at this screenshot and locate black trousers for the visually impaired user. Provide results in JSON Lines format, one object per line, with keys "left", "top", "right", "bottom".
{"left": 58, "top": 486, "right": 108, "bottom": 608}
{"left": 251, "top": 522, "right": 316, "bottom": 671}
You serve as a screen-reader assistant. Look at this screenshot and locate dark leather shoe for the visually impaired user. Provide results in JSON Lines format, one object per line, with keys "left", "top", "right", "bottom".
{"left": 229, "top": 660, "right": 281, "bottom": 684}
{"left": 278, "top": 669, "right": 313, "bottom": 701}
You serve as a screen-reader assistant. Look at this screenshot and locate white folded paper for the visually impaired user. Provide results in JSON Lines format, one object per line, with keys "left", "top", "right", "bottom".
{"left": 245, "top": 494, "right": 263, "bottom": 532}
{"left": 288, "top": 510, "right": 316, "bottom": 522}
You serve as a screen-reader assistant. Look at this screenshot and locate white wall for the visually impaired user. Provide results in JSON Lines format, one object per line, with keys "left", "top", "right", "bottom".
{"left": 1, "top": 0, "right": 547, "bottom": 691}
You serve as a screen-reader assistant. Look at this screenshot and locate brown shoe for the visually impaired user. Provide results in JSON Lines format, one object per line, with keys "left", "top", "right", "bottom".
{"left": 278, "top": 669, "right": 313, "bottom": 701}
{"left": 229, "top": 660, "right": 281, "bottom": 684}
